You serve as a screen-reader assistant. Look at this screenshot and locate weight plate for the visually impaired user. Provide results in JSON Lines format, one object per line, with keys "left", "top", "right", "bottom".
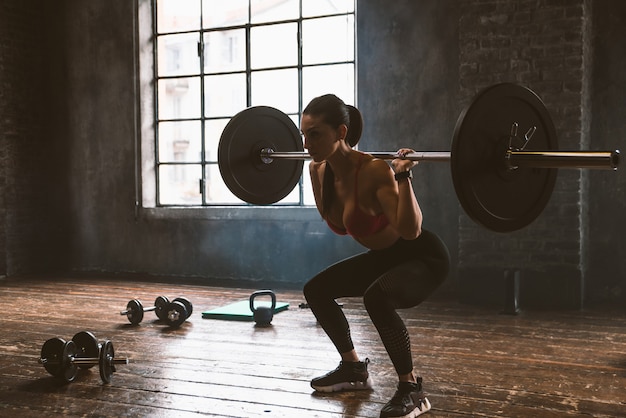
{"left": 154, "top": 295, "right": 170, "bottom": 321}
{"left": 40, "top": 337, "right": 67, "bottom": 378}
{"left": 126, "top": 299, "right": 144, "bottom": 325}
{"left": 99, "top": 340, "right": 115, "bottom": 384}
{"left": 173, "top": 297, "right": 193, "bottom": 319}
{"left": 451, "top": 83, "right": 558, "bottom": 232}
{"left": 61, "top": 340, "right": 79, "bottom": 383}
{"left": 165, "top": 300, "right": 188, "bottom": 328}
{"left": 218, "top": 106, "right": 304, "bottom": 205}
{"left": 72, "top": 331, "right": 99, "bottom": 369}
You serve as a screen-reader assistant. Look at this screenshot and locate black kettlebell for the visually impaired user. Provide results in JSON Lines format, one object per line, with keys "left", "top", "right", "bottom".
{"left": 249, "top": 290, "right": 276, "bottom": 326}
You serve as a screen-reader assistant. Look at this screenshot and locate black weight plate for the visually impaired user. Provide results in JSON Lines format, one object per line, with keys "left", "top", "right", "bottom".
{"left": 61, "top": 340, "right": 79, "bottom": 383}
{"left": 40, "top": 337, "right": 66, "bottom": 378}
{"left": 99, "top": 340, "right": 115, "bottom": 384}
{"left": 173, "top": 297, "right": 193, "bottom": 319}
{"left": 164, "top": 300, "right": 188, "bottom": 328}
{"left": 72, "top": 331, "right": 99, "bottom": 369}
{"left": 126, "top": 299, "right": 144, "bottom": 325}
{"left": 451, "top": 83, "right": 558, "bottom": 232}
{"left": 218, "top": 106, "right": 304, "bottom": 205}
{"left": 154, "top": 295, "right": 170, "bottom": 321}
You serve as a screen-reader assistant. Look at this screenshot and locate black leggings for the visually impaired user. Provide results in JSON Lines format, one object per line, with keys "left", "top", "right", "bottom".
{"left": 303, "top": 229, "right": 450, "bottom": 375}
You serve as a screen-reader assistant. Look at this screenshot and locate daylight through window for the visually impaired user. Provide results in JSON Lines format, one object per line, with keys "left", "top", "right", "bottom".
{"left": 154, "top": 0, "right": 356, "bottom": 206}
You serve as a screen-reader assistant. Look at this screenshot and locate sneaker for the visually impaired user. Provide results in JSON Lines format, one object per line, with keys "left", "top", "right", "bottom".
{"left": 311, "top": 358, "right": 373, "bottom": 392}
{"left": 380, "top": 378, "right": 431, "bottom": 418}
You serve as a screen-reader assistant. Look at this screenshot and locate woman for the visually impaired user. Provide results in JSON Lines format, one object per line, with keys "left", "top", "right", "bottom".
{"left": 302, "top": 94, "right": 450, "bottom": 418}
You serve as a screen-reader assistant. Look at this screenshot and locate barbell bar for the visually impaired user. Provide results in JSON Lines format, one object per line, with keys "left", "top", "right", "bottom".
{"left": 259, "top": 149, "right": 619, "bottom": 170}
{"left": 217, "top": 83, "right": 620, "bottom": 232}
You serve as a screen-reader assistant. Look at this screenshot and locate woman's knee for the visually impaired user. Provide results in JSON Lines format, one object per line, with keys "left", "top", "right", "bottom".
{"left": 363, "top": 284, "right": 387, "bottom": 315}
{"left": 303, "top": 275, "right": 328, "bottom": 303}
{"left": 303, "top": 279, "right": 317, "bottom": 302}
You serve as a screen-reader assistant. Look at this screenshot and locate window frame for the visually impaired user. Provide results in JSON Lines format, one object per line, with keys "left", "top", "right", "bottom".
{"left": 147, "top": 0, "right": 357, "bottom": 209}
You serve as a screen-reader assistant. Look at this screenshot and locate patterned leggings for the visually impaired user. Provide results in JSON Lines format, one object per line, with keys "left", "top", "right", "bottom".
{"left": 303, "top": 229, "right": 450, "bottom": 375}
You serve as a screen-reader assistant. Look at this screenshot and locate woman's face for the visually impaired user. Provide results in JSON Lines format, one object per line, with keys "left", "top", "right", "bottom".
{"left": 301, "top": 113, "right": 345, "bottom": 162}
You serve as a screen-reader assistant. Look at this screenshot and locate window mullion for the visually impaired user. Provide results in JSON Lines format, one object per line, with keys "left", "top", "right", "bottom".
{"left": 199, "top": 4, "right": 207, "bottom": 205}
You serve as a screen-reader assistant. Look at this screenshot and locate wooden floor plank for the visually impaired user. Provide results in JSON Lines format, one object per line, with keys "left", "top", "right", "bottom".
{"left": 0, "top": 277, "right": 625, "bottom": 417}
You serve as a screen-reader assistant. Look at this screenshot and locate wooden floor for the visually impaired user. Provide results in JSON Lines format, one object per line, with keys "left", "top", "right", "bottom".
{"left": 1, "top": 277, "right": 625, "bottom": 417}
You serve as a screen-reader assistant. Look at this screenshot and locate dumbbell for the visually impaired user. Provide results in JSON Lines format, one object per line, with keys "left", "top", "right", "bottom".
{"left": 120, "top": 296, "right": 170, "bottom": 325}
{"left": 38, "top": 333, "right": 129, "bottom": 384}
{"left": 120, "top": 296, "right": 193, "bottom": 327}
{"left": 162, "top": 296, "right": 193, "bottom": 328}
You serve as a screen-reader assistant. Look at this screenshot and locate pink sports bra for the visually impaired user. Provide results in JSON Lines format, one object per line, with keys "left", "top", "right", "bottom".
{"left": 326, "top": 157, "right": 390, "bottom": 238}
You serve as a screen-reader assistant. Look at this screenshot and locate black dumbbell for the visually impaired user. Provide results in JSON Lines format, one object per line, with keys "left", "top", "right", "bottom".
{"left": 120, "top": 296, "right": 193, "bottom": 327}
{"left": 162, "top": 297, "right": 193, "bottom": 328}
{"left": 39, "top": 334, "right": 129, "bottom": 384}
{"left": 120, "top": 296, "right": 170, "bottom": 325}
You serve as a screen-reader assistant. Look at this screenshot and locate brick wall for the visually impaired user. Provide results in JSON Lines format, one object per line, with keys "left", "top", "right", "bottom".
{"left": 0, "top": 0, "right": 53, "bottom": 276}
{"left": 457, "top": 0, "right": 590, "bottom": 308}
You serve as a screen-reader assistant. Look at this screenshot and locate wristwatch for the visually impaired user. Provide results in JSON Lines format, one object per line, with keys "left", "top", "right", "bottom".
{"left": 394, "top": 170, "right": 412, "bottom": 181}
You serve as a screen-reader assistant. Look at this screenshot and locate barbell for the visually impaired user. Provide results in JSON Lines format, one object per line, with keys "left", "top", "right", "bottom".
{"left": 217, "top": 83, "right": 620, "bottom": 232}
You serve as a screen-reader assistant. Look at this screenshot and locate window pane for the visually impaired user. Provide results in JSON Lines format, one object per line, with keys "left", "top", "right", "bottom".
{"left": 251, "top": 69, "right": 298, "bottom": 112}
{"left": 251, "top": 23, "right": 298, "bottom": 69}
{"left": 202, "top": 0, "right": 248, "bottom": 29}
{"left": 302, "top": 64, "right": 355, "bottom": 106}
{"left": 159, "top": 164, "right": 202, "bottom": 205}
{"left": 158, "top": 121, "right": 202, "bottom": 162}
{"left": 204, "top": 74, "right": 247, "bottom": 117}
{"left": 205, "top": 164, "right": 245, "bottom": 204}
{"left": 203, "top": 29, "right": 246, "bottom": 73}
{"left": 251, "top": 0, "right": 299, "bottom": 24}
{"left": 158, "top": 77, "right": 202, "bottom": 119}
{"left": 157, "top": 33, "right": 200, "bottom": 77}
{"left": 302, "top": 15, "right": 354, "bottom": 65}
{"left": 205, "top": 118, "right": 230, "bottom": 162}
{"left": 302, "top": 0, "right": 354, "bottom": 17}
{"left": 157, "top": 0, "right": 201, "bottom": 33}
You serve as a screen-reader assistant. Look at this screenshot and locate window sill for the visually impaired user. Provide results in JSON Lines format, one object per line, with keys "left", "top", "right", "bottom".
{"left": 140, "top": 205, "right": 320, "bottom": 222}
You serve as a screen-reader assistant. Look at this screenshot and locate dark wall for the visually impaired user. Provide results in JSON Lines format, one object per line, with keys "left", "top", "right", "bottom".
{"left": 588, "top": 0, "right": 626, "bottom": 305}
{"left": 2, "top": 0, "right": 624, "bottom": 308}
{"left": 452, "top": 0, "right": 626, "bottom": 309}
{"left": 357, "top": 0, "right": 461, "bottom": 291}
{"left": 0, "top": 0, "right": 67, "bottom": 277}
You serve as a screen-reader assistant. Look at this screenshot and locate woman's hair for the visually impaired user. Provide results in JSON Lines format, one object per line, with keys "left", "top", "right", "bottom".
{"left": 303, "top": 94, "right": 362, "bottom": 147}
{"left": 303, "top": 94, "right": 363, "bottom": 218}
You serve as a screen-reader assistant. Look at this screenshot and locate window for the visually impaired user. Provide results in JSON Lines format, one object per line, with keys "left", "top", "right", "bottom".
{"left": 153, "top": 0, "right": 356, "bottom": 206}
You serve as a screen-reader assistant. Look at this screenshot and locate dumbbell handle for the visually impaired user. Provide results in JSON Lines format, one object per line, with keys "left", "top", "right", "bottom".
{"left": 119, "top": 305, "right": 157, "bottom": 315}
{"left": 39, "top": 357, "right": 129, "bottom": 365}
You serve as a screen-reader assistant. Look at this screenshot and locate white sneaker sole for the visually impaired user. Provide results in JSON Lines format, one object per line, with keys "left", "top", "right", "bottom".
{"left": 406, "top": 397, "right": 432, "bottom": 418}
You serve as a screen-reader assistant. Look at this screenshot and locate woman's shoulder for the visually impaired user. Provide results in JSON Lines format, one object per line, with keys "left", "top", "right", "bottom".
{"left": 360, "top": 153, "right": 392, "bottom": 176}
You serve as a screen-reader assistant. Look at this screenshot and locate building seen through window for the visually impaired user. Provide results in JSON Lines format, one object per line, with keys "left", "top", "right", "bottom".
{"left": 155, "top": 0, "right": 355, "bottom": 206}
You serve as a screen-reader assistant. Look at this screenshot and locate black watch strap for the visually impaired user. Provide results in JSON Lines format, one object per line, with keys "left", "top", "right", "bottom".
{"left": 394, "top": 170, "right": 412, "bottom": 181}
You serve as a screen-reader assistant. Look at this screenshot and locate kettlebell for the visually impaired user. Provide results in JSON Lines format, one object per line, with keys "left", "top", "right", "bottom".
{"left": 249, "top": 290, "right": 276, "bottom": 326}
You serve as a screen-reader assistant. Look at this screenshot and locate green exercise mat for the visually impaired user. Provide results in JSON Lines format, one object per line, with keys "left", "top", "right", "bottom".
{"left": 202, "top": 300, "right": 289, "bottom": 321}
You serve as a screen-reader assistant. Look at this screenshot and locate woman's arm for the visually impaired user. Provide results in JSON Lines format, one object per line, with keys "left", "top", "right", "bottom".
{"left": 309, "top": 161, "right": 325, "bottom": 216}
{"left": 374, "top": 151, "right": 422, "bottom": 239}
